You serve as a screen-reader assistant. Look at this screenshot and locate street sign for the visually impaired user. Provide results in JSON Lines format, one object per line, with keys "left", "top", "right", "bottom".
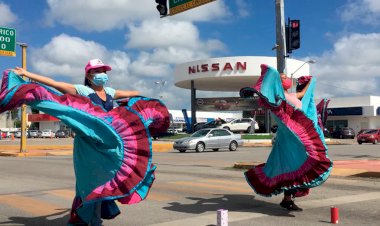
{"left": 169, "top": 0, "right": 215, "bottom": 16}
{"left": 0, "top": 26, "right": 16, "bottom": 57}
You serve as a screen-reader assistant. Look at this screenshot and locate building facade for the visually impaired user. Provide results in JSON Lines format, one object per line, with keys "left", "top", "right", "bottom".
{"left": 326, "top": 96, "right": 380, "bottom": 132}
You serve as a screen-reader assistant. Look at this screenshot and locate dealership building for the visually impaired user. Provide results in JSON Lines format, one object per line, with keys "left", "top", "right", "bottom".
{"left": 173, "top": 56, "right": 380, "bottom": 133}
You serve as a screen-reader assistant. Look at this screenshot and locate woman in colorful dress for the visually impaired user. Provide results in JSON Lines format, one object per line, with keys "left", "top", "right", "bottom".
{"left": 240, "top": 64, "right": 333, "bottom": 211}
{"left": 5, "top": 59, "right": 169, "bottom": 225}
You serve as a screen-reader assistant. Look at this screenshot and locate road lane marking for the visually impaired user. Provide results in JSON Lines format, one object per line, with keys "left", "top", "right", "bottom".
{"left": 0, "top": 194, "right": 65, "bottom": 216}
{"left": 147, "top": 190, "right": 178, "bottom": 201}
{"left": 199, "top": 179, "right": 248, "bottom": 186}
{"left": 169, "top": 181, "right": 252, "bottom": 193}
{"left": 298, "top": 191, "right": 380, "bottom": 208}
{"left": 44, "top": 189, "right": 75, "bottom": 200}
{"left": 150, "top": 191, "right": 380, "bottom": 226}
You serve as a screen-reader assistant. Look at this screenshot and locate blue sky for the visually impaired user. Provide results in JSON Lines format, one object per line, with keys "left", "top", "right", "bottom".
{"left": 1, "top": 0, "right": 380, "bottom": 109}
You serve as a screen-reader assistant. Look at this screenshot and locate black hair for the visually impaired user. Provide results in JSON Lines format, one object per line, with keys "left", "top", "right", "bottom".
{"left": 84, "top": 77, "right": 91, "bottom": 87}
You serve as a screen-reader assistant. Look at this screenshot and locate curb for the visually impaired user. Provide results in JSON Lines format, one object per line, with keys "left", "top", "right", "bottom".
{"left": 0, "top": 142, "right": 174, "bottom": 157}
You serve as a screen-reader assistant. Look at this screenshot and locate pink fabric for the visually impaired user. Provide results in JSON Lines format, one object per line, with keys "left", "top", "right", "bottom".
{"left": 284, "top": 92, "right": 302, "bottom": 109}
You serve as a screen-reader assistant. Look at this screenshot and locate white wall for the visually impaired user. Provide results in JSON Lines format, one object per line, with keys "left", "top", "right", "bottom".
{"left": 39, "top": 121, "right": 60, "bottom": 132}
{"left": 169, "top": 110, "right": 242, "bottom": 123}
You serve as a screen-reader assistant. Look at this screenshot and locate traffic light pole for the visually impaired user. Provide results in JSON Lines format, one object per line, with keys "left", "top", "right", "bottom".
{"left": 275, "top": 0, "right": 287, "bottom": 74}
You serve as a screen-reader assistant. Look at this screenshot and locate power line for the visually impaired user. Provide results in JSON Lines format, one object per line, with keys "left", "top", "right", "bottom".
{"left": 317, "top": 80, "right": 378, "bottom": 96}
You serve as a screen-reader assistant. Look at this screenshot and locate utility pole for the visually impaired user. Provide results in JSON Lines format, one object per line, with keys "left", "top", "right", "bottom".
{"left": 275, "top": 0, "right": 287, "bottom": 74}
{"left": 19, "top": 43, "right": 28, "bottom": 153}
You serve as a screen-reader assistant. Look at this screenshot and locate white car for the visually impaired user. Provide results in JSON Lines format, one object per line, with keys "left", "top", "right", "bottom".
{"left": 220, "top": 118, "right": 259, "bottom": 133}
{"left": 167, "top": 128, "right": 180, "bottom": 134}
{"left": 14, "top": 131, "right": 22, "bottom": 138}
{"left": 41, "top": 129, "right": 55, "bottom": 138}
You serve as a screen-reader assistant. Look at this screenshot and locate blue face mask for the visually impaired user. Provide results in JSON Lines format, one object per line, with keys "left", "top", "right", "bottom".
{"left": 91, "top": 72, "right": 109, "bottom": 86}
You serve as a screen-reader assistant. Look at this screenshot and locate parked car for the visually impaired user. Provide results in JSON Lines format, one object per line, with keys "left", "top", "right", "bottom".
{"left": 193, "top": 122, "right": 207, "bottom": 131}
{"left": 323, "top": 127, "right": 332, "bottom": 138}
{"left": 270, "top": 125, "right": 278, "bottom": 145}
{"left": 331, "top": 127, "right": 356, "bottom": 139}
{"left": 41, "top": 129, "right": 55, "bottom": 138}
{"left": 167, "top": 128, "right": 180, "bottom": 134}
{"left": 28, "top": 130, "right": 42, "bottom": 138}
{"left": 14, "top": 131, "right": 22, "bottom": 138}
{"left": 173, "top": 128, "right": 243, "bottom": 153}
{"left": 194, "top": 119, "right": 227, "bottom": 131}
{"left": 55, "top": 130, "right": 69, "bottom": 138}
{"left": 357, "top": 129, "right": 380, "bottom": 144}
{"left": 220, "top": 118, "right": 259, "bottom": 133}
{"left": 357, "top": 129, "right": 370, "bottom": 135}
{"left": 4, "top": 131, "right": 12, "bottom": 138}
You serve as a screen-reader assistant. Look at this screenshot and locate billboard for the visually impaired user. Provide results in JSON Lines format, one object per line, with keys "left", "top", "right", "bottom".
{"left": 195, "top": 97, "right": 262, "bottom": 112}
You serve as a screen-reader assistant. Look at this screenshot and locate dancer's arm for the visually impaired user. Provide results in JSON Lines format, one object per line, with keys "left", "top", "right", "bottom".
{"left": 12, "top": 67, "right": 77, "bottom": 95}
{"left": 296, "top": 79, "right": 311, "bottom": 99}
{"left": 114, "top": 90, "right": 140, "bottom": 99}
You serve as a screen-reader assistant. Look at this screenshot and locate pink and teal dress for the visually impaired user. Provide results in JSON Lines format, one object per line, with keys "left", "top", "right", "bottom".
{"left": 240, "top": 64, "right": 333, "bottom": 197}
{"left": 0, "top": 70, "right": 170, "bottom": 223}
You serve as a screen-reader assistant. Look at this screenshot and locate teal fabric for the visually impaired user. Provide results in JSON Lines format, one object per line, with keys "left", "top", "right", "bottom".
{"left": 259, "top": 67, "right": 285, "bottom": 106}
{"left": 27, "top": 100, "right": 122, "bottom": 198}
{"left": 264, "top": 118, "right": 308, "bottom": 177}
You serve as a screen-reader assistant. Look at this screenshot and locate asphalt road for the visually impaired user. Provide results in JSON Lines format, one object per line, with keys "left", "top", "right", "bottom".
{"left": 0, "top": 144, "right": 379, "bottom": 226}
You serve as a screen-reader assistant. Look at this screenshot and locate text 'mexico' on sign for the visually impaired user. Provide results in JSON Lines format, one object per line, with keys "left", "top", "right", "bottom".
{"left": 0, "top": 26, "right": 16, "bottom": 57}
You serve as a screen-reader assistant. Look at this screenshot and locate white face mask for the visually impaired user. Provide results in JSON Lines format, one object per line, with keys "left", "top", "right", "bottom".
{"left": 91, "top": 72, "right": 109, "bottom": 86}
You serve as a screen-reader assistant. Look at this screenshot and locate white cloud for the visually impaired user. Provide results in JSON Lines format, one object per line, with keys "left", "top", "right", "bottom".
{"left": 236, "top": 0, "right": 250, "bottom": 18}
{"left": 45, "top": 0, "right": 156, "bottom": 32}
{"left": 0, "top": 2, "right": 17, "bottom": 26}
{"left": 26, "top": 34, "right": 196, "bottom": 109}
{"left": 37, "top": 1, "right": 234, "bottom": 109}
{"left": 29, "top": 34, "right": 131, "bottom": 85}
{"left": 150, "top": 47, "right": 210, "bottom": 64}
{"left": 126, "top": 19, "right": 201, "bottom": 49}
{"left": 129, "top": 51, "right": 171, "bottom": 78}
{"left": 126, "top": 19, "right": 225, "bottom": 62}
{"left": 44, "top": 0, "right": 230, "bottom": 32}
{"left": 312, "top": 33, "right": 380, "bottom": 98}
{"left": 341, "top": 0, "right": 380, "bottom": 25}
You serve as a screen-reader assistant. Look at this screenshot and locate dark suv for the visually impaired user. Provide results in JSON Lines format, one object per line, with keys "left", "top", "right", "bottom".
{"left": 331, "top": 127, "right": 356, "bottom": 139}
{"left": 55, "top": 130, "right": 69, "bottom": 138}
{"left": 194, "top": 119, "right": 227, "bottom": 131}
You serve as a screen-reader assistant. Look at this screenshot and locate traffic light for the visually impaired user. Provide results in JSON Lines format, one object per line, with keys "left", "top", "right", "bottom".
{"left": 286, "top": 19, "right": 301, "bottom": 54}
{"left": 155, "top": 0, "right": 168, "bottom": 16}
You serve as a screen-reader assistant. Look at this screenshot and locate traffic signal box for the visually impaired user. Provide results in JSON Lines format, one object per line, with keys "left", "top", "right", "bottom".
{"left": 286, "top": 19, "right": 300, "bottom": 54}
{"left": 155, "top": 0, "right": 168, "bottom": 16}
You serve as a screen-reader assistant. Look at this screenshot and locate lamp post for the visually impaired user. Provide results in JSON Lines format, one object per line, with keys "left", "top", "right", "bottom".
{"left": 290, "top": 60, "right": 315, "bottom": 92}
{"left": 154, "top": 80, "right": 167, "bottom": 99}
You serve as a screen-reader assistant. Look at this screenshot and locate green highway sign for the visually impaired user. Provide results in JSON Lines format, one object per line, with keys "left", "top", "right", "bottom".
{"left": 0, "top": 26, "right": 16, "bottom": 57}
{"left": 169, "top": 0, "right": 215, "bottom": 16}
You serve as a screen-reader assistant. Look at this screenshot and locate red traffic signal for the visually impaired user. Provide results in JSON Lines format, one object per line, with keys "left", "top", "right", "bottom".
{"left": 286, "top": 19, "right": 301, "bottom": 54}
{"left": 291, "top": 20, "right": 299, "bottom": 29}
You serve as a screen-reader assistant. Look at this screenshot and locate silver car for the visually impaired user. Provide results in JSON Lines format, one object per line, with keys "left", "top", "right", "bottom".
{"left": 173, "top": 128, "right": 243, "bottom": 153}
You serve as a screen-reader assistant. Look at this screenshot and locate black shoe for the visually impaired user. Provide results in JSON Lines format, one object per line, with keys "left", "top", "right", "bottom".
{"left": 280, "top": 200, "right": 303, "bottom": 211}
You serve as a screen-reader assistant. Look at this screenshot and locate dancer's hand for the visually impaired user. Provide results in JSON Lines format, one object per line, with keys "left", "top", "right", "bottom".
{"left": 12, "top": 67, "right": 28, "bottom": 76}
